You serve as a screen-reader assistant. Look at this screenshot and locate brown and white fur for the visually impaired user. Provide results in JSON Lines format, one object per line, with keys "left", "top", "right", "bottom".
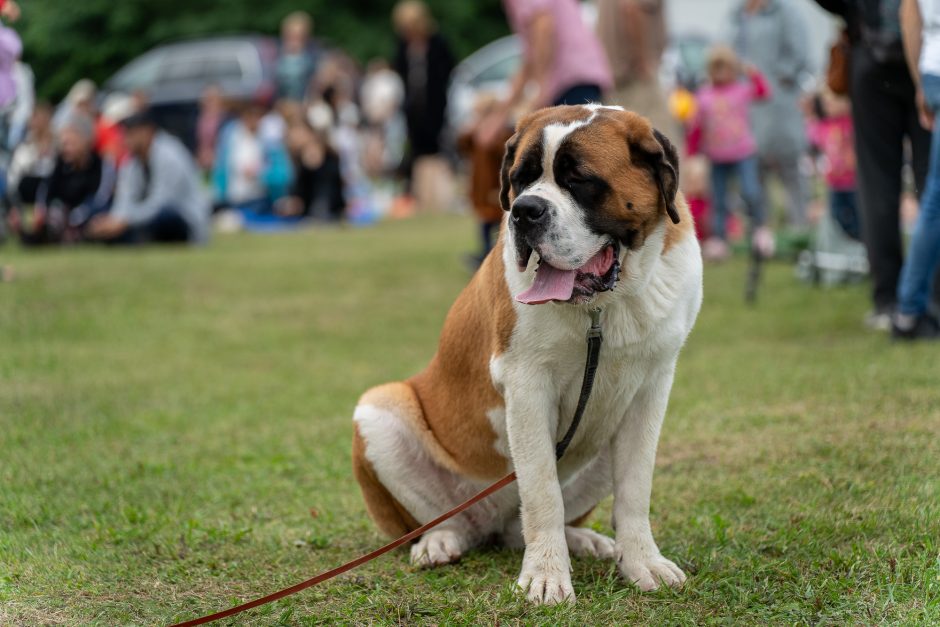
{"left": 352, "top": 105, "right": 703, "bottom": 604}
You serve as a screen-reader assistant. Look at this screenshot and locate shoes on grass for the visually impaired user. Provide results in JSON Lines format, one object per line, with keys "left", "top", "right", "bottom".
{"left": 865, "top": 308, "right": 894, "bottom": 332}
{"left": 891, "top": 312, "right": 940, "bottom": 341}
{"left": 753, "top": 226, "right": 776, "bottom": 259}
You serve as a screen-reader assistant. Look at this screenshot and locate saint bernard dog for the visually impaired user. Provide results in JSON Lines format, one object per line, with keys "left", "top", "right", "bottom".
{"left": 352, "top": 105, "right": 703, "bottom": 604}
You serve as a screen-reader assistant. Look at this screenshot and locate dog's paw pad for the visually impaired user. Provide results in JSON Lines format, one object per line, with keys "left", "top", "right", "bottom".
{"left": 410, "top": 529, "right": 463, "bottom": 568}
{"left": 618, "top": 552, "right": 686, "bottom": 591}
{"left": 565, "top": 526, "right": 615, "bottom": 559}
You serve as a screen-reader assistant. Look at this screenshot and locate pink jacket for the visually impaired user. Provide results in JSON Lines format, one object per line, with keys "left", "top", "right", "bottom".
{"left": 688, "top": 70, "right": 771, "bottom": 164}
{"left": 809, "top": 115, "right": 856, "bottom": 191}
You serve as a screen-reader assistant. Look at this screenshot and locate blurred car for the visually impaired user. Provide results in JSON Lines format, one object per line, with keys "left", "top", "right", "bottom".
{"left": 446, "top": 35, "right": 521, "bottom": 132}
{"left": 103, "top": 36, "right": 279, "bottom": 150}
{"left": 660, "top": 33, "right": 711, "bottom": 93}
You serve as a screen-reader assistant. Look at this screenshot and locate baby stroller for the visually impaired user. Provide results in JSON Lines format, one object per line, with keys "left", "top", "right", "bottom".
{"left": 795, "top": 208, "right": 868, "bottom": 286}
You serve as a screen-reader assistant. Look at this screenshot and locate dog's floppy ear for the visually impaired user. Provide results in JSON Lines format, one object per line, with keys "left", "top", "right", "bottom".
{"left": 499, "top": 134, "right": 518, "bottom": 212}
{"left": 632, "top": 126, "right": 681, "bottom": 224}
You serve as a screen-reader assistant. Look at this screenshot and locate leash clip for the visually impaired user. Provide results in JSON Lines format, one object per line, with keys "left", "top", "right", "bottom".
{"left": 587, "top": 307, "right": 603, "bottom": 340}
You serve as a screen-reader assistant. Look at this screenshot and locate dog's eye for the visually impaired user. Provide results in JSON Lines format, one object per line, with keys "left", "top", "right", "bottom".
{"left": 567, "top": 171, "right": 589, "bottom": 185}
{"left": 511, "top": 154, "right": 543, "bottom": 193}
{"left": 564, "top": 169, "right": 599, "bottom": 189}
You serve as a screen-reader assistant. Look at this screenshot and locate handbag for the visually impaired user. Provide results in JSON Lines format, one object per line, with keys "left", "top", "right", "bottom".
{"left": 827, "top": 29, "right": 851, "bottom": 96}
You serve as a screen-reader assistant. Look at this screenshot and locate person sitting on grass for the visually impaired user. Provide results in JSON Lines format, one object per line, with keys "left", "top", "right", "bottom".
{"left": 212, "top": 98, "right": 293, "bottom": 215}
{"left": 276, "top": 122, "right": 345, "bottom": 221}
{"left": 6, "top": 102, "right": 56, "bottom": 219}
{"left": 9, "top": 111, "right": 115, "bottom": 246}
{"left": 85, "top": 110, "right": 210, "bottom": 245}
{"left": 688, "top": 45, "right": 774, "bottom": 262}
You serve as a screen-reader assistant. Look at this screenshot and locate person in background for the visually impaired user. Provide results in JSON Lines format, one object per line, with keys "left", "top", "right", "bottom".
{"left": 457, "top": 92, "right": 512, "bottom": 267}
{"left": 95, "top": 93, "right": 135, "bottom": 167}
{"left": 361, "top": 58, "right": 404, "bottom": 131}
{"left": 12, "top": 112, "right": 114, "bottom": 245}
{"left": 728, "top": 0, "right": 811, "bottom": 233}
{"left": 276, "top": 11, "right": 319, "bottom": 103}
{"left": 86, "top": 110, "right": 210, "bottom": 245}
{"left": 476, "top": 0, "right": 613, "bottom": 146}
{"left": 596, "top": 0, "right": 677, "bottom": 139}
{"left": 6, "top": 102, "right": 55, "bottom": 227}
{"left": 52, "top": 79, "right": 96, "bottom": 132}
{"left": 893, "top": 0, "right": 940, "bottom": 339}
{"left": 195, "top": 85, "right": 226, "bottom": 174}
{"left": 688, "top": 45, "right": 774, "bottom": 261}
{"left": 392, "top": 1, "right": 454, "bottom": 198}
{"left": 212, "top": 99, "right": 293, "bottom": 214}
{"left": 277, "top": 122, "right": 345, "bottom": 221}
{"left": 808, "top": 88, "right": 859, "bottom": 240}
{"left": 7, "top": 58, "right": 33, "bottom": 150}
{"left": 360, "top": 58, "right": 406, "bottom": 178}
{"left": 0, "top": 0, "right": 21, "bottom": 110}
{"left": 0, "top": 0, "right": 21, "bottom": 172}
{"left": 815, "top": 0, "right": 932, "bottom": 330}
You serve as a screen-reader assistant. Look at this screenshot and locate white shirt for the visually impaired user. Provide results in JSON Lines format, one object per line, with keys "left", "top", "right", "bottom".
{"left": 919, "top": 0, "right": 940, "bottom": 76}
{"left": 227, "top": 123, "right": 265, "bottom": 204}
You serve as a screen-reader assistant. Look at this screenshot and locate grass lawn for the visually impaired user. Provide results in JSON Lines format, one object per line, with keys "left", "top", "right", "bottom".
{"left": 2, "top": 214, "right": 939, "bottom": 625}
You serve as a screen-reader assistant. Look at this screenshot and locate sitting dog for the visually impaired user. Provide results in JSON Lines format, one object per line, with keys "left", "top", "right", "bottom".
{"left": 352, "top": 105, "right": 702, "bottom": 604}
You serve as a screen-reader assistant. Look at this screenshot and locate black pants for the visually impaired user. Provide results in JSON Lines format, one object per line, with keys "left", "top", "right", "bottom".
{"left": 107, "top": 207, "right": 190, "bottom": 245}
{"left": 552, "top": 83, "right": 603, "bottom": 106}
{"left": 851, "top": 46, "right": 931, "bottom": 311}
{"left": 401, "top": 108, "right": 444, "bottom": 194}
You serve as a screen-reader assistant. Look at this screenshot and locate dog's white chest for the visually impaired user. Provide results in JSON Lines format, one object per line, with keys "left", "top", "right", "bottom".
{"left": 489, "top": 305, "right": 682, "bottom": 477}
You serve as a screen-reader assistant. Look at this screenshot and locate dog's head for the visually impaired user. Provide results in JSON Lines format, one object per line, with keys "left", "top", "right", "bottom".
{"left": 500, "top": 105, "right": 681, "bottom": 305}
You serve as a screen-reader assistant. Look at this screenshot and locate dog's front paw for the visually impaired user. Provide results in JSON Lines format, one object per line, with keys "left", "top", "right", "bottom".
{"left": 617, "top": 549, "right": 686, "bottom": 591}
{"left": 516, "top": 539, "right": 575, "bottom": 605}
{"left": 517, "top": 567, "right": 575, "bottom": 605}
{"left": 410, "top": 529, "right": 463, "bottom": 568}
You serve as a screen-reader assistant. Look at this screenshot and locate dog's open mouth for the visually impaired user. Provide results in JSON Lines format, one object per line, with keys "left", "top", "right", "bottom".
{"left": 515, "top": 243, "right": 621, "bottom": 305}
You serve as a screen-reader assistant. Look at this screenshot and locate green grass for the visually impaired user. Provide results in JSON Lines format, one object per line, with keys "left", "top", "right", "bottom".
{"left": 2, "top": 214, "right": 939, "bottom": 625}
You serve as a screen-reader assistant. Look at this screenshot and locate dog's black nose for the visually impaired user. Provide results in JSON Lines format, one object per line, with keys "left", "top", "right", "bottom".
{"left": 511, "top": 196, "right": 548, "bottom": 227}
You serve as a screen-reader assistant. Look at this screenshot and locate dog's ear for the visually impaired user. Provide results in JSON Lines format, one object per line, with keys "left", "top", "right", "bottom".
{"left": 631, "top": 126, "right": 681, "bottom": 224}
{"left": 499, "top": 134, "right": 518, "bottom": 212}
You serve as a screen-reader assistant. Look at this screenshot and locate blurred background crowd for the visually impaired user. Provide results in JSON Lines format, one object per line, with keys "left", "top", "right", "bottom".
{"left": 0, "top": 0, "right": 938, "bottom": 340}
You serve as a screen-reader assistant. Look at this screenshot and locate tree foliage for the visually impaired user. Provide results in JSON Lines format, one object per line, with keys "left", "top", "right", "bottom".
{"left": 18, "top": 0, "right": 510, "bottom": 101}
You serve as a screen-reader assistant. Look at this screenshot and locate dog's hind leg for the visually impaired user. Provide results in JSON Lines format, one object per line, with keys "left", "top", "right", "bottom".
{"left": 353, "top": 382, "right": 509, "bottom": 567}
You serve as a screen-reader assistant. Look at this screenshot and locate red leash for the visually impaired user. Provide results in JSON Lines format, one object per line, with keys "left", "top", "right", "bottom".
{"left": 170, "top": 472, "right": 517, "bottom": 626}
{"left": 171, "top": 308, "right": 604, "bottom": 626}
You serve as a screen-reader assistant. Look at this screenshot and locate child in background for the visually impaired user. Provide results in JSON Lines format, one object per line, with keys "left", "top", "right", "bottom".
{"left": 457, "top": 92, "right": 513, "bottom": 267}
{"left": 809, "top": 88, "right": 859, "bottom": 240}
{"left": 688, "top": 45, "right": 773, "bottom": 261}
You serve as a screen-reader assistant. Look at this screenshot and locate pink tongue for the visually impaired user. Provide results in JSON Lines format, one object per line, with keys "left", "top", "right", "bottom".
{"left": 515, "top": 247, "right": 614, "bottom": 305}
{"left": 515, "top": 264, "right": 578, "bottom": 305}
